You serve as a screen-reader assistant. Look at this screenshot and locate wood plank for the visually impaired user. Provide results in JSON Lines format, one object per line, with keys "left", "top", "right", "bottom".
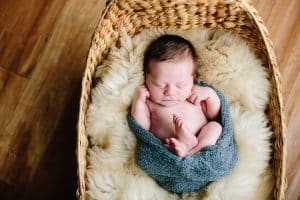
{"left": 0, "top": 0, "right": 105, "bottom": 198}
{"left": 22, "top": 0, "right": 106, "bottom": 197}
{"left": 250, "top": 0, "right": 276, "bottom": 24}
{"left": 0, "top": 0, "right": 299, "bottom": 199}
{"left": 0, "top": 0, "right": 67, "bottom": 77}
{"left": 252, "top": 0, "right": 300, "bottom": 199}
{"left": 0, "top": 0, "right": 68, "bottom": 190}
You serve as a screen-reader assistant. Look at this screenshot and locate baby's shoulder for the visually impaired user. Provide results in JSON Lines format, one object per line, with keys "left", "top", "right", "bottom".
{"left": 192, "top": 84, "right": 219, "bottom": 99}
{"left": 192, "top": 84, "right": 213, "bottom": 92}
{"left": 193, "top": 83, "right": 210, "bottom": 89}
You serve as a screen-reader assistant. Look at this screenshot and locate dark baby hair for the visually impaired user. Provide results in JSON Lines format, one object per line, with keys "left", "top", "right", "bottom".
{"left": 143, "top": 34, "right": 198, "bottom": 74}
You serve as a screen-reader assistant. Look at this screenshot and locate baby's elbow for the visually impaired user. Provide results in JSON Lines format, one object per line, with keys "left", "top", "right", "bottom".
{"left": 207, "top": 111, "right": 219, "bottom": 121}
{"left": 133, "top": 114, "right": 150, "bottom": 130}
{"left": 207, "top": 103, "right": 221, "bottom": 120}
{"left": 207, "top": 98, "right": 221, "bottom": 120}
{"left": 145, "top": 122, "right": 151, "bottom": 131}
{"left": 139, "top": 119, "right": 150, "bottom": 131}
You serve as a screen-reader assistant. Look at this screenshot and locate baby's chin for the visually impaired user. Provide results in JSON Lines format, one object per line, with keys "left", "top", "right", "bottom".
{"left": 156, "top": 99, "right": 181, "bottom": 107}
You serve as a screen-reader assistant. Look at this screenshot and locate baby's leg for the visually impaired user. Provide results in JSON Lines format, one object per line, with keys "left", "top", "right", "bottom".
{"left": 165, "top": 138, "right": 190, "bottom": 157}
{"left": 189, "top": 121, "right": 222, "bottom": 155}
{"left": 166, "top": 115, "right": 198, "bottom": 157}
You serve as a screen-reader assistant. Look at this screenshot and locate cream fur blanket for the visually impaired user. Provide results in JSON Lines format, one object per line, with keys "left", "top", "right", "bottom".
{"left": 86, "top": 28, "right": 274, "bottom": 200}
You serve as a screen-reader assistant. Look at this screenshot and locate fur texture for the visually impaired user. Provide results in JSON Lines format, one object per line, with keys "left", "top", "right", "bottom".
{"left": 85, "top": 28, "right": 273, "bottom": 199}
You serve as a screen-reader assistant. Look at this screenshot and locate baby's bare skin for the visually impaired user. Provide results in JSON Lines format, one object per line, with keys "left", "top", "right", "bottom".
{"left": 147, "top": 94, "right": 206, "bottom": 157}
{"left": 131, "top": 55, "right": 222, "bottom": 157}
{"left": 147, "top": 98, "right": 206, "bottom": 141}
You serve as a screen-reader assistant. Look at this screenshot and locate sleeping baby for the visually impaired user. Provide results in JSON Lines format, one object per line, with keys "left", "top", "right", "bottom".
{"left": 127, "top": 34, "right": 237, "bottom": 194}
{"left": 131, "top": 34, "right": 222, "bottom": 157}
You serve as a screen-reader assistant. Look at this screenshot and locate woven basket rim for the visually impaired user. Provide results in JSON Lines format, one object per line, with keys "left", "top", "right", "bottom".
{"left": 76, "top": 0, "right": 287, "bottom": 199}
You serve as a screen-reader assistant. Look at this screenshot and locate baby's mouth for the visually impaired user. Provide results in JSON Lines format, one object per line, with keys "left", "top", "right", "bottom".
{"left": 159, "top": 99, "right": 179, "bottom": 106}
{"left": 162, "top": 99, "right": 177, "bottom": 102}
{"left": 162, "top": 97, "right": 177, "bottom": 101}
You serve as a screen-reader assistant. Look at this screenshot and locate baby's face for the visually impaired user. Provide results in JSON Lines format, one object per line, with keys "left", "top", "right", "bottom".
{"left": 145, "top": 56, "right": 194, "bottom": 106}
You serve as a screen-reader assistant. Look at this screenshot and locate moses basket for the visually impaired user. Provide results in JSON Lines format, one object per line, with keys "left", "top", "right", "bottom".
{"left": 77, "top": 0, "right": 286, "bottom": 199}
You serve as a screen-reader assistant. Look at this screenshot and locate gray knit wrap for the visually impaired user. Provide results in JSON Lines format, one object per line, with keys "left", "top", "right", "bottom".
{"left": 127, "top": 81, "right": 238, "bottom": 194}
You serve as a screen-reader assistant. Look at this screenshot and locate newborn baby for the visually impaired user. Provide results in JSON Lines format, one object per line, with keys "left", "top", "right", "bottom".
{"left": 131, "top": 34, "right": 222, "bottom": 157}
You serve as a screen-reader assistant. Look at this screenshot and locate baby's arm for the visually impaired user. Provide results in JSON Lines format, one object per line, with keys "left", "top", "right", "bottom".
{"left": 131, "top": 85, "right": 151, "bottom": 130}
{"left": 187, "top": 85, "right": 221, "bottom": 120}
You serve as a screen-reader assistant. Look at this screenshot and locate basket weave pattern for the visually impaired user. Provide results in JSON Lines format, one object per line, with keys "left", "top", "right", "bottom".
{"left": 77, "top": 0, "right": 286, "bottom": 199}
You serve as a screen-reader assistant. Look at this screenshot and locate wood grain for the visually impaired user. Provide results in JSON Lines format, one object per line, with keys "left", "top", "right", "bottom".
{"left": 0, "top": 0, "right": 105, "bottom": 199}
{"left": 0, "top": 0, "right": 299, "bottom": 199}
{"left": 252, "top": 1, "right": 300, "bottom": 199}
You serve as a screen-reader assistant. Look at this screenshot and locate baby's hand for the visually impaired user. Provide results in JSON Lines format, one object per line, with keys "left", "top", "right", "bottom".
{"left": 187, "top": 86, "right": 209, "bottom": 116}
{"left": 187, "top": 92, "right": 203, "bottom": 105}
{"left": 131, "top": 84, "right": 151, "bottom": 130}
{"left": 188, "top": 85, "right": 221, "bottom": 120}
{"left": 134, "top": 84, "right": 150, "bottom": 102}
{"left": 187, "top": 86, "right": 206, "bottom": 105}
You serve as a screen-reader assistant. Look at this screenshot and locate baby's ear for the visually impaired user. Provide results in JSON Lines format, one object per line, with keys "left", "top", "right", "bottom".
{"left": 193, "top": 70, "right": 200, "bottom": 80}
{"left": 192, "top": 72, "right": 197, "bottom": 79}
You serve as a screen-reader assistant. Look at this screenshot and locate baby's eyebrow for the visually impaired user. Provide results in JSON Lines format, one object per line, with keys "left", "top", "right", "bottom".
{"left": 177, "top": 81, "right": 187, "bottom": 85}
{"left": 153, "top": 80, "right": 165, "bottom": 86}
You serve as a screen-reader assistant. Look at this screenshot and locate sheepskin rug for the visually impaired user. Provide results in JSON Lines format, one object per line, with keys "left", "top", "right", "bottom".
{"left": 85, "top": 28, "right": 274, "bottom": 200}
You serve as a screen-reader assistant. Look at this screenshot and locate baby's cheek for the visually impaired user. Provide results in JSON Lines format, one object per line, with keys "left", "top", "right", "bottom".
{"left": 149, "top": 90, "right": 162, "bottom": 102}
{"left": 147, "top": 87, "right": 157, "bottom": 97}
{"left": 182, "top": 89, "right": 192, "bottom": 99}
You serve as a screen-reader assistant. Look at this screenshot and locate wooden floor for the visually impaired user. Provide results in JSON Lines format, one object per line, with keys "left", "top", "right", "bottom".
{"left": 0, "top": 0, "right": 299, "bottom": 199}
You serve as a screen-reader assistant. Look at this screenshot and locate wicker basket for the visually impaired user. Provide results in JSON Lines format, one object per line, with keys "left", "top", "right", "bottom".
{"left": 77, "top": 0, "right": 286, "bottom": 199}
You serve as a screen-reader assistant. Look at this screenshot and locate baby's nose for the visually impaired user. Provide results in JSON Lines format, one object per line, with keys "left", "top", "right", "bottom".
{"left": 164, "top": 86, "right": 176, "bottom": 96}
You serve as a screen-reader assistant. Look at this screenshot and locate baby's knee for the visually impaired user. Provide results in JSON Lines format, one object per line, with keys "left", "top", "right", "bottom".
{"left": 203, "top": 121, "right": 222, "bottom": 136}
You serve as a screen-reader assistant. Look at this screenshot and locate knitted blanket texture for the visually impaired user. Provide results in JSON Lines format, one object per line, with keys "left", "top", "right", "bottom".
{"left": 127, "top": 81, "right": 238, "bottom": 194}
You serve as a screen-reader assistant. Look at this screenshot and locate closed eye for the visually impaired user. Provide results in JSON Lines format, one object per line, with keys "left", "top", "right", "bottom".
{"left": 176, "top": 82, "right": 187, "bottom": 88}
{"left": 154, "top": 82, "right": 166, "bottom": 89}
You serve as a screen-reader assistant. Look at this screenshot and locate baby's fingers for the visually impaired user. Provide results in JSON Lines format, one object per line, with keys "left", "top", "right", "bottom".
{"left": 144, "top": 89, "right": 150, "bottom": 98}
{"left": 164, "top": 138, "right": 174, "bottom": 150}
{"left": 188, "top": 93, "right": 199, "bottom": 104}
{"left": 187, "top": 93, "right": 196, "bottom": 103}
{"left": 165, "top": 138, "right": 171, "bottom": 145}
{"left": 138, "top": 85, "right": 150, "bottom": 98}
{"left": 141, "top": 86, "right": 150, "bottom": 97}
